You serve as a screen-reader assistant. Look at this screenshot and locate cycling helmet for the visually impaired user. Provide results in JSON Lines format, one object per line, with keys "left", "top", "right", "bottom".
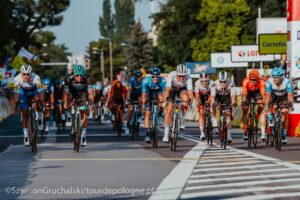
{"left": 151, "top": 67, "right": 161, "bottom": 76}
{"left": 176, "top": 64, "right": 188, "bottom": 76}
{"left": 134, "top": 69, "right": 142, "bottom": 77}
{"left": 218, "top": 71, "right": 228, "bottom": 81}
{"left": 271, "top": 67, "right": 284, "bottom": 77}
{"left": 20, "top": 64, "right": 32, "bottom": 74}
{"left": 248, "top": 69, "right": 259, "bottom": 80}
{"left": 74, "top": 64, "right": 85, "bottom": 76}
{"left": 54, "top": 79, "right": 63, "bottom": 86}
{"left": 42, "top": 78, "right": 51, "bottom": 85}
{"left": 199, "top": 73, "right": 209, "bottom": 80}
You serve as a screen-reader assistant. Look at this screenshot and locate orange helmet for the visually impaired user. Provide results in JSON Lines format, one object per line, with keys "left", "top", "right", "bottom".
{"left": 248, "top": 70, "right": 259, "bottom": 80}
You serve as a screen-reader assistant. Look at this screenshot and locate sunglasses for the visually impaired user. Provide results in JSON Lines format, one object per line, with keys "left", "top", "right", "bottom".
{"left": 75, "top": 75, "right": 83, "bottom": 78}
{"left": 220, "top": 81, "right": 226, "bottom": 83}
{"left": 22, "top": 73, "right": 30, "bottom": 77}
{"left": 201, "top": 80, "right": 208, "bottom": 83}
{"left": 178, "top": 75, "right": 185, "bottom": 78}
{"left": 152, "top": 76, "right": 159, "bottom": 79}
{"left": 250, "top": 79, "right": 257, "bottom": 82}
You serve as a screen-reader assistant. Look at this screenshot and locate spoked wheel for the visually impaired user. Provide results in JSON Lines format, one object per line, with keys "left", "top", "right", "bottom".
{"left": 28, "top": 110, "right": 37, "bottom": 153}
{"left": 220, "top": 125, "right": 227, "bottom": 149}
{"left": 152, "top": 126, "right": 158, "bottom": 148}
{"left": 277, "top": 130, "right": 282, "bottom": 151}
{"left": 74, "top": 113, "right": 81, "bottom": 152}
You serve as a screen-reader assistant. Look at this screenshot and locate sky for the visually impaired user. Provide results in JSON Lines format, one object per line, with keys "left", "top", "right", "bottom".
{"left": 47, "top": 0, "right": 153, "bottom": 54}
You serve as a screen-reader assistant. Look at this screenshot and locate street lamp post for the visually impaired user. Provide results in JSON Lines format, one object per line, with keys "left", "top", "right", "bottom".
{"left": 92, "top": 47, "right": 105, "bottom": 81}
{"left": 100, "top": 36, "right": 113, "bottom": 82}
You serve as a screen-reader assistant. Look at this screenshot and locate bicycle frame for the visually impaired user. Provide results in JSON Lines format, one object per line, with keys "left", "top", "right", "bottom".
{"left": 247, "top": 101, "right": 261, "bottom": 149}
{"left": 217, "top": 104, "right": 229, "bottom": 150}
{"left": 129, "top": 101, "right": 140, "bottom": 140}
{"left": 204, "top": 102, "right": 213, "bottom": 146}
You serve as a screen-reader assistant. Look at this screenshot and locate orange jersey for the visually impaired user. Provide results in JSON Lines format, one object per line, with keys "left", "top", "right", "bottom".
{"left": 110, "top": 81, "right": 127, "bottom": 99}
{"left": 242, "top": 77, "right": 265, "bottom": 96}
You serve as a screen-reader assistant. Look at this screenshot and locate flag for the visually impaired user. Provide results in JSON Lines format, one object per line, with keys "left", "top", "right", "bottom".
{"left": 18, "top": 47, "right": 37, "bottom": 61}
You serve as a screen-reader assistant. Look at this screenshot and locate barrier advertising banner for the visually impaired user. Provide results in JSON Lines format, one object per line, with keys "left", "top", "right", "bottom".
{"left": 211, "top": 53, "right": 248, "bottom": 68}
{"left": 231, "top": 45, "right": 274, "bottom": 62}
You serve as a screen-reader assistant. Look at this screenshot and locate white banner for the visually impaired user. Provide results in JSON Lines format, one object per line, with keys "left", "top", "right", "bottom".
{"left": 288, "top": 21, "right": 300, "bottom": 78}
{"left": 211, "top": 53, "right": 248, "bottom": 68}
{"left": 231, "top": 45, "right": 275, "bottom": 62}
{"left": 256, "top": 18, "right": 287, "bottom": 43}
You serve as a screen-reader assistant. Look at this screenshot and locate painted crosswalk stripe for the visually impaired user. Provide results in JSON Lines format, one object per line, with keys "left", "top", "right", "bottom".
{"left": 226, "top": 192, "right": 300, "bottom": 200}
{"left": 190, "top": 167, "right": 293, "bottom": 179}
{"left": 193, "top": 163, "right": 280, "bottom": 172}
{"left": 195, "top": 160, "right": 265, "bottom": 167}
{"left": 188, "top": 172, "right": 300, "bottom": 184}
{"left": 201, "top": 154, "right": 249, "bottom": 158}
{"left": 185, "top": 177, "right": 300, "bottom": 191}
{"left": 181, "top": 183, "right": 300, "bottom": 199}
{"left": 198, "top": 157, "right": 259, "bottom": 163}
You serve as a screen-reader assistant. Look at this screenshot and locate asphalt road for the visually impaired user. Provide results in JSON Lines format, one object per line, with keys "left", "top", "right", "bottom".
{"left": 1, "top": 114, "right": 300, "bottom": 199}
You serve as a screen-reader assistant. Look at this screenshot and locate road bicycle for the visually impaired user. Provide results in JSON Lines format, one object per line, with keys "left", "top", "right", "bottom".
{"left": 203, "top": 102, "right": 213, "bottom": 146}
{"left": 128, "top": 101, "right": 140, "bottom": 140}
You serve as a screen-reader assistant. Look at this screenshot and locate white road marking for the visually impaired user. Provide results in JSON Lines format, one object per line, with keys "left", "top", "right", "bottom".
{"left": 185, "top": 177, "right": 300, "bottom": 191}
{"left": 188, "top": 172, "right": 300, "bottom": 184}
{"left": 226, "top": 192, "right": 300, "bottom": 200}
{"left": 181, "top": 184, "right": 300, "bottom": 199}
{"left": 198, "top": 157, "right": 259, "bottom": 163}
{"left": 193, "top": 163, "right": 279, "bottom": 172}
{"left": 148, "top": 142, "right": 207, "bottom": 200}
{"left": 195, "top": 160, "right": 264, "bottom": 167}
{"left": 190, "top": 167, "right": 293, "bottom": 179}
{"left": 201, "top": 154, "right": 249, "bottom": 158}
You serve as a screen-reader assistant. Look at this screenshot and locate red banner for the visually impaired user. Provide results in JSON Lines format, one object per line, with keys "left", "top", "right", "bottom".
{"left": 287, "top": 0, "right": 300, "bottom": 21}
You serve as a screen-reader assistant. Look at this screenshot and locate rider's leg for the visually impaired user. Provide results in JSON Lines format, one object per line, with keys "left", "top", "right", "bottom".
{"left": 281, "top": 108, "right": 289, "bottom": 144}
{"left": 21, "top": 110, "right": 29, "bottom": 145}
{"left": 127, "top": 104, "right": 133, "bottom": 127}
{"left": 81, "top": 110, "right": 88, "bottom": 146}
{"left": 45, "top": 106, "right": 51, "bottom": 132}
{"left": 144, "top": 109, "right": 151, "bottom": 143}
{"left": 163, "top": 102, "right": 173, "bottom": 142}
{"left": 242, "top": 105, "right": 249, "bottom": 139}
{"left": 199, "top": 106, "right": 205, "bottom": 140}
{"left": 226, "top": 111, "right": 233, "bottom": 143}
{"left": 256, "top": 99, "right": 265, "bottom": 140}
{"left": 179, "top": 91, "right": 189, "bottom": 129}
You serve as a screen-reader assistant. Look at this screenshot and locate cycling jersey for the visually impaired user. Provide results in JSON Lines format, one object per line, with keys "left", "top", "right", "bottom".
{"left": 194, "top": 79, "right": 213, "bottom": 105}
{"left": 242, "top": 77, "right": 265, "bottom": 96}
{"left": 103, "top": 85, "right": 111, "bottom": 97}
{"left": 13, "top": 73, "right": 42, "bottom": 93}
{"left": 54, "top": 85, "right": 64, "bottom": 103}
{"left": 266, "top": 78, "right": 293, "bottom": 97}
{"left": 128, "top": 77, "right": 143, "bottom": 96}
{"left": 64, "top": 73, "right": 93, "bottom": 101}
{"left": 110, "top": 82, "right": 127, "bottom": 100}
{"left": 43, "top": 85, "right": 54, "bottom": 103}
{"left": 166, "top": 71, "right": 193, "bottom": 91}
{"left": 211, "top": 79, "right": 236, "bottom": 97}
{"left": 142, "top": 75, "right": 166, "bottom": 99}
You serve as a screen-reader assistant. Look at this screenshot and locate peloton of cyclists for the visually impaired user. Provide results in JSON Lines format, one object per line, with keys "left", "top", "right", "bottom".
{"left": 41, "top": 77, "right": 54, "bottom": 134}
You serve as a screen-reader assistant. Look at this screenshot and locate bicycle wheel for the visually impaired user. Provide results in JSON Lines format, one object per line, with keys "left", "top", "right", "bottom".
{"left": 28, "top": 110, "right": 37, "bottom": 152}
{"left": 116, "top": 108, "right": 122, "bottom": 137}
{"left": 74, "top": 112, "right": 81, "bottom": 152}
{"left": 253, "top": 119, "right": 258, "bottom": 148}
{"left": 172, "top": 121, "right": 178, "bottom": 152}
{"left": 277, "top": 126, "right": 282, "bottom": 151}
{"left": 98, "top": 105, "right": 102, "bottom": 125}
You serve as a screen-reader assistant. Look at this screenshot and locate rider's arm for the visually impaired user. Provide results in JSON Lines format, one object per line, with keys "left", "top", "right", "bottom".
{"left": 87, "top": 79, "right": 94, "bottom": 103}
{"left": 141, "top": 79, "right": 148, "bottom": 104}
{"left": 265, "top": 81, "right": 272, "bottom": 111}
{"left": 122, "top": 86, "right": 127, "bottom": 103}
{"left": 187, "top": 76, "right": 194, "bottom": 102}
{"left": 63, "top": 77, "right": 70, "bottom": 106}
{"left": 210, "top": 85, "right": 216, "bottom": 107}
{"left": 241, "top": 78, "right": 248, "bottom": 102}
{"left": 127, "top": 86, "right": 132, "bottom": 100}
{"left": 163, "top": 87, "right": 171, "bottom": 102}
{"left": 194, "top": 81, "right": 200, "bottom": 107}
{"left": 105, "top": 87, "right": 112, "bottom": 105}
{"left": 230, "top": 85, "right": 237, "bottom": 105}
{"left": 286, "top": 80, "right": 295, "bottom": 106}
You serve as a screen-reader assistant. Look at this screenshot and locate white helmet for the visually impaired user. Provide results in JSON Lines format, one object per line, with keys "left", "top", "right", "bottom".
{"left": 218, "top": 71, "right": 228, "bottom": 81}
{"left": 199, "top": 73, "right": 209, "bottom": 80}
{"left": 20, "top": 64, "right": 32, "bottom": 74}
{"left": 176, "top": 64, "right": 188, "bottom": 76}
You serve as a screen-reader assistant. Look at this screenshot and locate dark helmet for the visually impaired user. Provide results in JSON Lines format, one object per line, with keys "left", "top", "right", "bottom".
{"left": 134, "top": 69, "right": 142, "bottom": 77}
{"left": 150, "top": 67, "right": 161, "bottom": 76}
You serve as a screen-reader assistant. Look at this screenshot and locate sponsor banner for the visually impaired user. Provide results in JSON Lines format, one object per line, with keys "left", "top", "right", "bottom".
{"left": 211, "top": 53, "right": 248, "bottom": 68}
{"left": 185, "top": 62, "right": 216, "bottom": 75}
{"left": 256, "top": 18, "right": 287, "bottom": 43}
{"left": 287, "top": 0, "right": 300, "bottom": 22}
{"left": 258, "top": 34, "right": 287, "bottom": 54}
{"left": 231, "top": 45, "right": 274, "bottom": 62}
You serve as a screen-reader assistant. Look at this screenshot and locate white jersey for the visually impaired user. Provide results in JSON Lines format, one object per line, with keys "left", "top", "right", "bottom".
{"left": 211, "top": 79, "right": 236, "bottom": 96}
{"left": 194, "top": 79, "right": 213, "bottom": 96}
{"left": 166, "top": 71, "right": 193, "bottom": 91}
{"left": 103, "top": 85, "right": 112, "bottom": 96}
{"left": 14, "top": 72, "right": 42, "bottom": 92}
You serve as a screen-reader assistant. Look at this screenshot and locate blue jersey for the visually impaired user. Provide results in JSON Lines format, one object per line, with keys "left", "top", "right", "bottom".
{"left": 142, "top": 76, "right": 166, "bottom": 98}
{"left": 43, "top": 84, "right": 54, "bottom": 102}
{"left": 128, "top": 77, "right": 143, "bottom": 95}
{"left": 266, "top": 78, "right": 293, "bottom": 97}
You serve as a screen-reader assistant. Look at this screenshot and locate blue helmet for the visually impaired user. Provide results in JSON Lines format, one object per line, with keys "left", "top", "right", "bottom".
{"left": 54, "top": 79, "right": 63, "bottom": 86}
{"left": 134, "top": 69, "right": 142, "bottom": 77}
{"left": 150, "top": 67, "right": 161, "bottom": 76}
{"left": 272, "top": 67, "right": 284, "bottom": 77}
{"left": 42, "top": 78, "right": 51, "bottom": 85}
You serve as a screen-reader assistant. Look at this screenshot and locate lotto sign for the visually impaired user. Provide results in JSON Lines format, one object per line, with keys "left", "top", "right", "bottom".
{"left": 211, "top": 53, "right": 248, "bottom": 68}
{"left": 231, "top": 45, "right": 274, "bottom": 62}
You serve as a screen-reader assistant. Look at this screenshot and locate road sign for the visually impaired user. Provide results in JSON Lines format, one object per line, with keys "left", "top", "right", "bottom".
{"left": 259, "top": 34, "right": 287, "bottom": 54}
{"left": 231, "top": 45, "right": 274, "bottom": 62}
{"left": 211, "top": 53, "right": 248, "bottom": 68}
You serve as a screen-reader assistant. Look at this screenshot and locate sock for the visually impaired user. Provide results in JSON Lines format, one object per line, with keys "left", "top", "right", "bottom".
{"left": 200, "top": 126, "right": 204, "bottom": 134}
{"left": 146, "top": 128, "right": 150, "bottom": 136}
{"left": 282, "top": 129, "right": 287, "bottom": 138}
{"left": 261, "top": 126, "right": 265, "bottom": 136}
{"left": 23, "top": 128, "right": 29, "bottom": 138}
{"left": 164, "top": 126, "right": 169, "bottom": 137}
{"left": 81, "top": 128, "right": 87, "bottom": 138}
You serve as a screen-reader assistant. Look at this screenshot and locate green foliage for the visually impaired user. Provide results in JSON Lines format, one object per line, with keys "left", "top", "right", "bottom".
{"left": 191, "top": 0, "right": 250, "bottom": 61}
{"left": 152, "top": 0, "right": 203, "bottom": 66}
{"left": 128, "top": 20, "right": 153, "bottom": 69}
{"left": 99, "top": 0, "right": 114, "bottom": 39}
{"left": 114, "top": 0, "right": 135, "bottom": 42}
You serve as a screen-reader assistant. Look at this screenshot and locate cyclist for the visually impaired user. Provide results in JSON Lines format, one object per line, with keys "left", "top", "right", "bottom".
{"left": 163, "top": 64, "right": 193, "bottom": 143}
{"left": 103, "top": 78, "right": 112, "bottom": 116}
{"left": 53, "top": 79, "right": 65, "bottom": 128}
{"left": 125, "top": 69, "right": 144, "bottom": 135}
{"left": 41, "top": 77, "right": 54, "bottom": 133}
{"left": 105, "top": 76, "right": 127, "bottom": 129}
{"left": 194, "top": 73, "right": 213, "bottom": 140}
{"left": 63, "top": 64, "right": 94, "bottom": 146}
{"left": 265, "top": 67, "right": 294, "bottom": 144}
{"left": 13, "top": 64, "right": 43, "bottom": 146}
{"left": 241, "top": 70, "right": 266, "bottom": 141}
{"left": 94, "top": 81, "right": 104, "bottom": 120}
{"left": 142, "top": 67, "right": 166, "bottom": 143}
{"left": 210, "top": 71, "right": 237, "bottom": 144}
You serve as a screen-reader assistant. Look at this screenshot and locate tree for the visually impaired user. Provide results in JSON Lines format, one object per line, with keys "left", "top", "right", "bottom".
{"left": 114, "top": 0, "right": 135, "bottom": 42}
{"left": 128, "top": 20, "right": 153, "bottom": 69}
{"left": 99, "top": 0, "right": 114, "bottom": 39}
{"left": 191, "top": 0, "right": 251, "bottom": 61}
{"left": 11, "top": 0, "right": 70, "bottom": 53}
{"left": 152, "top": 0, "right": 203, "bottom": 67}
